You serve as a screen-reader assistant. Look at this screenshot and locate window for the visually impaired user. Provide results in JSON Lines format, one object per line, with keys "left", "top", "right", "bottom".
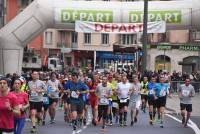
{"left": 32, "top": 57, "right": 37, "bottom": 63}
{"left": 50, "top": 59, "right": 56, "bottom": 65}
{"left": 66, "top": 57, "right": 72, "bottom": 66}
{"left": 121, "top": 34, "right": 137, "bottom": 45}
{"left": 23, "top": 57, "right": 28, "bottom": 63}
{"left": 191, "top": 31, "right": 200, "bottom": 42}
{"left": 84, "top": 33, "right": 91, "bottom": 44}
{"left": 45, "top": 31, "right": 53, "bottom": 44}
{"left": 101, "top": 34, "right": 109, "bottom": 45}
{"left": 71, "top": 32, "right": 77, "bottom": 43}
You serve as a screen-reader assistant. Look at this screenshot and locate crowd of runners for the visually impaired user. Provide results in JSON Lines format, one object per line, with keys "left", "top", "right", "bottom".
{"left": 0, "top": 69, "right": 196, "bottom": 134}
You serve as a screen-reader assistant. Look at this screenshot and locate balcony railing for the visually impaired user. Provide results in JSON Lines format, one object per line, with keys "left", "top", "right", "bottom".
{"left": 57, "top": 43, "right": 78, "bottom": 49}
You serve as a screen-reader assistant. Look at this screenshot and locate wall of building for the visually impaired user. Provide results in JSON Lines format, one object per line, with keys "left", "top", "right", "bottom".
{"left": 77, "top": 33, "right": 114, "bottom": 51}
{"left": 147, "top": 48, "right": 199, "bottom": 73}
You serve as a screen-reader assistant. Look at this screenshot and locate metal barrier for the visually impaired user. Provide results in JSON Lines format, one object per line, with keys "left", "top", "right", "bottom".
{"left": 170, "top": 81, "right": 200, "bottom": 93}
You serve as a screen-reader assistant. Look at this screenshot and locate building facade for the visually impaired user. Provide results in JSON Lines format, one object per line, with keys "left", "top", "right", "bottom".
{"left": 2, "top": 0, "right": 200, "bottom": 74}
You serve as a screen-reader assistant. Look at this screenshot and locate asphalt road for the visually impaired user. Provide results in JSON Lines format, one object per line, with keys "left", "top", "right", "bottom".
{"left": 22, "top": 108, "right": 199, "bottom": 134}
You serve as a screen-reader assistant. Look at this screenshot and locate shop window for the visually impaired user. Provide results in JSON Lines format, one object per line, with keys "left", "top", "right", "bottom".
{"left": 101, "top": 34, "right": 109, "bottom": 45}
{"left": 84, "top": 33, "right": 91, "bottom": 44}
{"left": 66, "top": 57, "right": 72, "bottom": 66}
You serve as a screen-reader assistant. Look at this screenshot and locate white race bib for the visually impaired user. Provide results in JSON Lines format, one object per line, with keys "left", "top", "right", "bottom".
{"left": 43, "top": 97, "right": 49, "bottom": 103}
{"left": 120, "top": 98, "right": 128, "bottom": 103}
{"left": 182, "top": 90, "right": 190, "bottom": 97}
{"left": 160, "top": 89, "right": 166, "bottom": 96}
{"left": 3, "top": 132, "right": 14, "bottom": 134}
{"left": 100, "top": 98, "right": 108, "bottom": 104}
{"left": 112, "top": 102, "right": 119, "bottom": 108}
{"left": 149, "top": 90, "right": 155, "bottom": 95}
{"left": 31, "top": 92, "right": 38, "bottom": 97}
{"left": 71, "top": 91, "right": 79, "bottom": 98}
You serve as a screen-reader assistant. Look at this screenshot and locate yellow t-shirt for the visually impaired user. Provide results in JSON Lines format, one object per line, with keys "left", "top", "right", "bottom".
{"left": 108, "top": 80, "right": 118, "bottom": 100}
{"left": 140, "top": 81, "right": 148, "bottom": 95}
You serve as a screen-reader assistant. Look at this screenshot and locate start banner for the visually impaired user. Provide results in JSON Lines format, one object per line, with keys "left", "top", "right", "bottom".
{"left": 75, "top": 21, "right": 166, "bottom": 33}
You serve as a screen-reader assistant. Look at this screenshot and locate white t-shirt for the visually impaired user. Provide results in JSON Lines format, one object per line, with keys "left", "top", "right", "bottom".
{"left": 117, "top": 82, "right": 131, "bottom": 99}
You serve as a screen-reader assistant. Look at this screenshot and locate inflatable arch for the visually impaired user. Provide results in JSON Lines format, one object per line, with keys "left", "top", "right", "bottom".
{"left": 0, "top": 0, "right": 200, "bottom": 74}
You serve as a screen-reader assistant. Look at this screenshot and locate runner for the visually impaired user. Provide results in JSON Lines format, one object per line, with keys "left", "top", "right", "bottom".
{"left": 147, "top": 76, "right": 157, "bottom": 125}
{"left": 129, "top": 75, "right": 141, "bottom": 126}
{"left": 88, "top": 73, "right": 100, "bottom": 126}
{"left": 154, "top": 77, "right": 170, "bottom": 128}
{"left": 140, "top": 76, "right": 148, "bottom": 113}
{"left": 46, "top": 72, "right": 62, "bottom": 124}
{"left": 63, "top": 74, "right": 72, "bottom": 123}
{"left": 111, "top": 73, "right": 121, "bottom": 124}
{"left": 95, "top": 76, "right": 112, "bottom": 131}
{"left": 13, "top": 79, "right": 29, "bottom": 134}
{"left": 178, "top": 78, "right": 195, "bottom": 127}
{"left": 117, "top": 75, "right": 132, "bottom": 126}
{"left": 107, "top": 74, "right": 115, "bottom": 126}
{"left": 28, "top": 71, "right": 46, "bottom": 133}
{"left": 41, "top": 77, "right": 49, "bottom": 126}
{"left": 66, "top": 72, "right": 89, "bottom": 130}
{"left": 0, "top": 77, "right": 20, "bottom": 134}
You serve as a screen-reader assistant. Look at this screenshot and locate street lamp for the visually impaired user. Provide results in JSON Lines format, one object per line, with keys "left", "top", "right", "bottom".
{"left": 142, "top": 0, "right": 148, "bottom": 74}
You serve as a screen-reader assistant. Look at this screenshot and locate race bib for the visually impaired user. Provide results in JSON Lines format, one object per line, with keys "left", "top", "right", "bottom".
{"left": 160, "top": 89, "right": 166, "bottom": 96}
{"left": 31, "top": 92, "right": 38, "bottom": 97}
{"left": 100, "top": 98, "right": 108, "bottom": 104}
{"left": 3, "top": 132, "right": 14, "bottom": 134}
{"left": 141, "top": 89, "right": 147, "bottom": 94}
{"left": 182, "top": 90, "right": 190, "bottom": 97}
{"left": 71, "top": 91, "right": 79, "bottom": 98}
{"left": 112, "top": 102, "right": 119, "bottom": 108}
{"left": 120, "top": 98, "right": 128, "bottom": 103}
{"left": 43, "top": 97, "right": 49, "bottom": 104}
{"left": 149, "top": 90, "right": 155, "bottom": 95}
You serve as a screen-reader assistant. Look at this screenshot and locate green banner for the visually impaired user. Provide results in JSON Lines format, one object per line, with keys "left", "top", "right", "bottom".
{"left": 129, "top": 10, "right": 181, "bottom": 23}
{"left": 61, "top": 9, "right": 113, "bottom": 23}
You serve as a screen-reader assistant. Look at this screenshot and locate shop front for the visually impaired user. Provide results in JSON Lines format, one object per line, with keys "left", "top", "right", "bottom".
{"left": 96, "top": 51, "right": 134, "bottom": 71}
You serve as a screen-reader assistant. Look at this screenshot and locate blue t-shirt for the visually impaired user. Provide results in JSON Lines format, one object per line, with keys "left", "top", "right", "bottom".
{"left": 64, "top": 80, "right": 71, "bottom": 90}
{"left": 155, "top": 83, "right": 169, "bottom": 97}
{"left": 147, "top": 82, "right": 156, "bottom": 97}
{"left": 66, "top": 80, "right": 89, "bottom": 104}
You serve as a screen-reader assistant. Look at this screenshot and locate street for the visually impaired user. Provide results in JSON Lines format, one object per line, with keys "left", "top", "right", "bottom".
{"left": 22, "top": 108, "right": 198, "bottom": 134}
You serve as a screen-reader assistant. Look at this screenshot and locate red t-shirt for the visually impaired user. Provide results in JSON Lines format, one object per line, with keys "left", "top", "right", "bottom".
{"left": 88, "top": 81, "right": 99, "bottom": 100}
{"left": 12, "top": 92, "right": 28, "bottom": 119}
{"left": 0, "top": 92, "right": 19, "bottom": 130}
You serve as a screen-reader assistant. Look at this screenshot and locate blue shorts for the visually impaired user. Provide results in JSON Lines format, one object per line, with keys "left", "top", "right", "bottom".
{"left": 109, "top": 100, "right": 113, "bottom": 107}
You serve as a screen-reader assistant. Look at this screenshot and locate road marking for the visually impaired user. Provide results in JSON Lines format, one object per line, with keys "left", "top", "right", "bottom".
{"left": 166, "top": 114, "right": 200, "bottom": 134}
{"left": 71, "top": 109, "right": 92, "bottom": 134}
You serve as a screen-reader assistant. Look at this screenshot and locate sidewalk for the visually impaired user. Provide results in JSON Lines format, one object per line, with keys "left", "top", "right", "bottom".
{"left": 166, "top": 93, "right": 200, "bottom": 116}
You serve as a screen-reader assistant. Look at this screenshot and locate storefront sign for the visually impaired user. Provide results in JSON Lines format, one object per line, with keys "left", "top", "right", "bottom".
{"left": 157, "top": 45, "right": 172, "bottom": 50}
{"left": 129, "top": 10, "right": 181, "bottom": 23}
{"left": 75, "top": 21, "right": 166, "bottom": 33}
{"left": 151, "top": 44, "right": 200, "bottom": 51}
{"left": 96, "top": 52, "right": 134, "bottom": 60}
{"left": 179, "top": 45, "right": 200, "bottom": 51}
{"left": 60, "top": 9, "right": 113, "bottom": 23}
